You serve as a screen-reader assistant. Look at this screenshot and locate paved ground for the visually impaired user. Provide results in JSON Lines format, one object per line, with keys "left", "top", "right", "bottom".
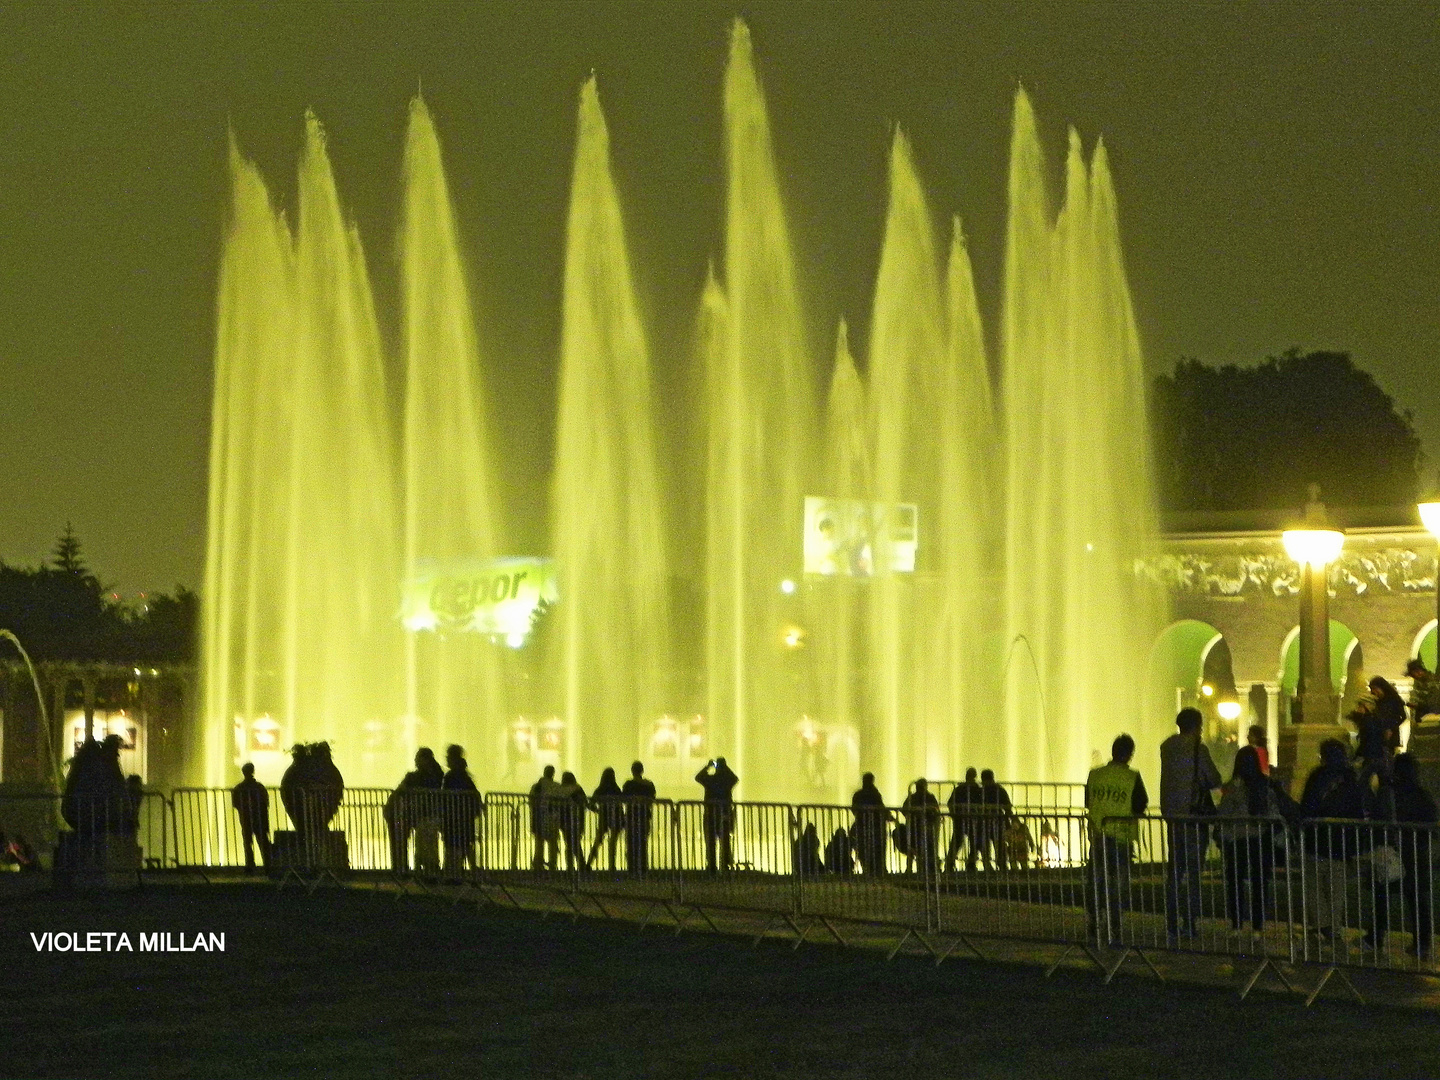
{"left": 6, "top": 879, "right": 1440, "bottom": 1078}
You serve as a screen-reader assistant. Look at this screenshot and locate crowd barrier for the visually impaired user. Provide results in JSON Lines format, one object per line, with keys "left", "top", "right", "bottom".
{"left": 4, "top": 783, "right": 1436, "bottom": 996}
{"left": 918, "top": 779, "right": 1087, "bottom": 815}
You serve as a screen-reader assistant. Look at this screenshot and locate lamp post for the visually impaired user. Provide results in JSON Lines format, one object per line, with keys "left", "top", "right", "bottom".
{"left": 1277, "top": 485, "right": 1345, "bottom": 795}
{"left": 1418, "top": 501, "right": 1440, "bottom": 668}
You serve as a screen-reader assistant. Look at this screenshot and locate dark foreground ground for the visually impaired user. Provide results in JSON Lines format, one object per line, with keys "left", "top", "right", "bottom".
{"left": 4, "top": 883, "right": 1440, "bottom": 1079}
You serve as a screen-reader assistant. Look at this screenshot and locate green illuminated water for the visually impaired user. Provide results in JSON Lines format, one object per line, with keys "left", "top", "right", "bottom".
{"left": 201, "top": 26, "right": 1161, "bottom": 798}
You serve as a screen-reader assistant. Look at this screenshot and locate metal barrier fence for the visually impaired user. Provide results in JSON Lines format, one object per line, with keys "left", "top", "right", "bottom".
{"left": 0, "top": 791, "right": 169, "bottom": 873}
{"left": 13, "top": 783, "right": 1440, "bottom": 996}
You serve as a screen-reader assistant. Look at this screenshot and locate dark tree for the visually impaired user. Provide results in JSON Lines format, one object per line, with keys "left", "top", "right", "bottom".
{"left": 1150, "top": 350, "right": 1423, "bottom": 512}
{"left": 0, "top": 529, "right": 196, "bottom": 664}
{"left": 52, "top": 523, "right": 87, "bottom": 575}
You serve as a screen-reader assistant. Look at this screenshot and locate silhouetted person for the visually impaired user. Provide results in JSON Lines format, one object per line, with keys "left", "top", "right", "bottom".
{"left": 1357, "top": 676, "right": 1405, "bottom": 818}
{"left": 793, "top": 821, "right": 823, "bottom": 875}
{"left": 695, "top": 757, "right": 739, "bottom": 872}
{"left": 586, "top": 767, "right": 626, "bottom": 871}
{"left": 1370, "top": 754, "right": 1437, "bottom": 957}
{"left": 1086, "top": 734, "right": 1148, "bottom": 946}
{"left": 384, "top": 748, "right": 443, "bottom": 874}
{"left": 1160, "top": 706, "right": 1221, "bottom": 941}
{"left": 850, "top": 773, "right": 890, "bottom": 876}
{"left": 557, "top": 770, "right": 587, "bottom": 871}
{"left": 901, "top": 779, "right": 940, "bottom": 876}
{"left": 823, "top": 826, "right": 853, "bottom": 875}
{"left": 442, "top": 745, "right": 481, "bottom": 876}
{"left": 622, "top": 761, "right": 656, "bottom": 875}
{"left": 1247, "top": 725, "right": 1271, "bottom": 774}
{"left": 978, "top": 770, "right": 1014, "bottom": 871}
{"left": 1300, "top": 738, "right": 1374, "bottom": 944}
{"left": 231, "top": 763, "right": 271, "bottom": 873}
{"left": 528, "top": 765, "right": 561, "bottom": 870}
{"left": 945, "top": 767, "right": 983, "bottom": 872}
{"left": 1408, "top": 657, "right": 1439, "bottom": 724}
{"left": 1216, "top": 746, "right": 1284, "bottom": 937}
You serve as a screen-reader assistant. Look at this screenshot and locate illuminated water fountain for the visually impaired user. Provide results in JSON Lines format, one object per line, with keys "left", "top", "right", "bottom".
{"left": 201, "top": 22, "right": 1162, "bottom": 799}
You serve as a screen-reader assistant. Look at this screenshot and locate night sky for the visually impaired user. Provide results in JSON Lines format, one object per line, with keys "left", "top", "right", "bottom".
{"left": 1, "top": 2, "right": 1436, "bottom": 594}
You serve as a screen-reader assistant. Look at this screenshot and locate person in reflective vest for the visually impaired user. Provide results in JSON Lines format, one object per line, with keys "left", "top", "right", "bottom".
{"left": 1085, "top": 734, "right": 1149, "bottom": 945}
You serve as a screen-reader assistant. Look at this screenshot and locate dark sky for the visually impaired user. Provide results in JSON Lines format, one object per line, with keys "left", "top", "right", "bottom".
{"left": 1, "top": 1, "right": 1436, "bottom": 593}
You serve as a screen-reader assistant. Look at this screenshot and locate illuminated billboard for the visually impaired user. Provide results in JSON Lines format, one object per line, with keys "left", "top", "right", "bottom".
{"left": 803, "top": 497, "right": 917, "bottom": 577}
{"left": 402, "top": 556, "right": 557, "bottom": 645}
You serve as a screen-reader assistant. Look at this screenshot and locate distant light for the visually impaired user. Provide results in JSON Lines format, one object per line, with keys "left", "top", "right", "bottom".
{"left": 780, "top": 578, "right": 796, "bottom": 595}
{"left": 1420, "top": 502, "right": 1440, "bottom": 539}
{"left": 1282, "top": 528, "right": 1343, "bottom": 567}
{"left": 1084, "top": 543, "right": 1094, "bottom": 552}
{"left": 1201, "top": 684, "right": 1214, "bottom": 697}
{"left": 1217, "top": 701, "right": 1242, "bottom": 721}
{"left": 781, "top": 625, "right": 805, "bottom": 649}
{"left": 505, "top": 631, "right": 526, "bottom": 649}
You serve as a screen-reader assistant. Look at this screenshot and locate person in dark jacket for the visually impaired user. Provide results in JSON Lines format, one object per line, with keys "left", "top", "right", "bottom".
{"left": 586, "top": 767, "right": 626, "bottom": 871}
{"left": 1369, "top": 753, "right": 1437, "bottom": 956}
{"left": 978, "top": 769, "right": 1015, "bottom": 872}
{"left": 441, "top": 745, "right": 481, "bottom": 876}
{"left": 1300, "top": 738, "right": 1375, "bottom": 943}
{"left": 695, "top": 757, "right": 739, "bottom": 872}
{"left": 621, "top": 761, "right": 656, "bottom": 875}
{"left": 944, "top": 768, "right": 983, "bottom": 873}
{"left": 850, "top": 773, "right": 891, "bottom": 876}
{"left": 900, "top": 779, "right": 941, "bottom": 876}
{"left": 557, "top": 770, "right": 587, "bottom": 871}
{"left": 1358, "top": 677, "right": 1405, "bottom": 818}
{"left": 384, "top": 748, "right": 443, "bottom": 874}
{"left": 792, "top": 821, "right": 823, "bottom": 875}
{"left": 231, "top": 763, "right": 271, "bottom": 873}
{"left": 823, "top": 826, "right": 853, "bottom": 875}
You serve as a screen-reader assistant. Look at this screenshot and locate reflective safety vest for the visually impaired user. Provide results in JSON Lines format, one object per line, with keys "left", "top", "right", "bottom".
{"left": 1087, "top": 762, "right": 1139, "bottom": 843}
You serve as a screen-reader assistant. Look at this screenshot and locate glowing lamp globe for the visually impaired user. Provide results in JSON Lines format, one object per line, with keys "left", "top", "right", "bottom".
{"left": 1216, "top": 700, "right": 1242, "bottom": 722}
{"left": 1282, "top": 528, "right": 1343, "bottom": 567}
{"left": 1419, "top": 502, "right": 1440, "bottom": 539}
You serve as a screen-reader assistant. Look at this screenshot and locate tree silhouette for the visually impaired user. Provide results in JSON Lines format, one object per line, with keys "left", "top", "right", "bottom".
{"left": 1151, "top": 350, "right": 1423, "bottom": 512}
{"left": 0, "top": 528, "right": 195, "bottom": 663}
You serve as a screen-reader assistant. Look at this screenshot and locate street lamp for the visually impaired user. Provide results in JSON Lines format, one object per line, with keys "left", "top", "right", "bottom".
{"left": 1276, "top": 485, "right": 1345, "bottom": 793}
{"left": 1418, "top": 501, "right": 1440, "bottom": 670}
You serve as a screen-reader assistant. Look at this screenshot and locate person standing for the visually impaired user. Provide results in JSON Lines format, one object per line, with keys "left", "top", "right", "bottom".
{"left": 384, "top": 747, "right": 443, "bottom": 874}
{"left": 1300, "top": 738, "right": 1374, "bottom": 946}
{"left": 230, "top": 763, "right": 271, "bottom": 874}
{"left": 900, "top": 779, "right": 941, "bottom": 877}
{"left": 695, "top": 757, "right": 739, "bottom": 873}
{"left": 622, "top": 761, "right": 657, "bottom": 875}
{"left": 850, "top": 773, "right": 891, "bottom": 876}
{"left": 1370, "top": 754, "right": 1438, "bottom": 957}
{"left": 528, "top": 765, "right": 562, "bottom": 870}
{"left": 1407, "top": 657, "right": 1439, "bottom": 725}
{"left": 1086, "top": 734, "right": 1149, "bottom": 946}
{"left": 586, "top": 767, "right": 626, "bottom": 871}
{"left": 557, "top": 770, "right": 588, "bottom": 871}
{"left": 441, "top": 745, "right": 481, "bottom": 876}
{"left": 1160, "top": 707, "right": 1221, "bottom": 941}
{"left": 1247, "top": 726, "right": 1271, "bottom": 775}
{"left": 1216, "top": 746, "right": 1284, "bottom": 943}
{"left": 945, "top": 768, "right": 983, "bottom": 873}
{"left": 978, "top": 770, "right": 1014, "bottom": 872}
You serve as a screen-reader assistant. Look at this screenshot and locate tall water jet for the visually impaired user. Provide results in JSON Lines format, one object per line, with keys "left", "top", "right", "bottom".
{"left": 1001, "top": 88, "right": 1057, "bottom": 781}
{"left": 814, "top": 321, "right": 870, "bottom": 789}
{"left": 940, "top": 215, "right": 1001, "bottom": 777}
{"left": 200, "top": 141, "right": 296, "bottom": 786}
{"left": 551, "top": 78, "right": 670, "bottom": 782}
{"left": 1001, "top": 93, "right": 1162, "bottom": 782}
{"left": 707, "top": 20, "right": 818, "bottom": 799}
{"left": 401, "top": 97, "right": 506, "bottom": 771}
{"left": 867, "top": 130, "right": 948, "bottom": 795}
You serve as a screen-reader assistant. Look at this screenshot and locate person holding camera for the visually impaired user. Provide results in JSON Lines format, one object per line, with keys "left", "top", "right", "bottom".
{"left": 695, "top": 757, "right": 739, "bottom": 873}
